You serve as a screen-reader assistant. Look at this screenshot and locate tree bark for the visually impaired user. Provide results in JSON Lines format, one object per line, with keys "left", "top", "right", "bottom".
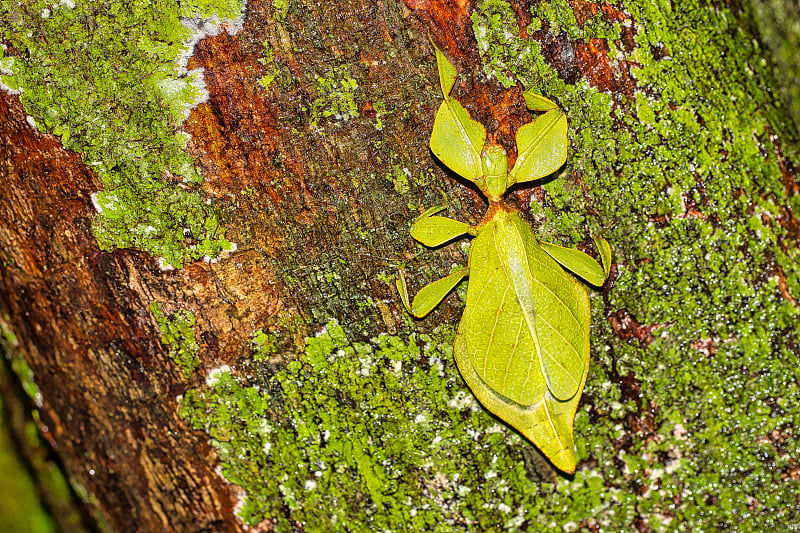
{"left": 1, "top": 0, "right": 798, "bottom": 531}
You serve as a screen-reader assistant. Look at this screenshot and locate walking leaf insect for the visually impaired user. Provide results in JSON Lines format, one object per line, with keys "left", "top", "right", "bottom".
{"left": 397, "top": 45, "right": 611, "bottom": 473}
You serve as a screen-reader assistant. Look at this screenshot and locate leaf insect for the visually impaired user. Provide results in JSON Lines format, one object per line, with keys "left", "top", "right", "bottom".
{"left": 397, "top": 45, "right": 611, "bottom": 474}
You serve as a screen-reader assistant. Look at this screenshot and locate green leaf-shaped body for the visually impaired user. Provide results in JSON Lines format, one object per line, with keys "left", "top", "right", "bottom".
{"left": 454, "top": 208, "right": 590, "bottom": 473}
{"left": 396, "top": 44, "right": 610, "bottom": 473}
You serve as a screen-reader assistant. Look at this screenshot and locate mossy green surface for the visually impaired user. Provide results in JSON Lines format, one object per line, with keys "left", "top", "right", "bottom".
{"left": 181, "top": 321, "right": 633, "bottom": 530}
{"left": 0, "top": 0, "right": 242, "bottom": 267}
{"left": 150, "top": 302, "right": 201, "bottom": 379}
{"left": 308, "top": 65, "right": 361, "bottom": 129}
{"left": 182, "top": 0, "right": 799, "bottom": 530}
{"left": 473, "top": 0, "right": 800, "bottom": 529}
{"left": 5, "top": 0, "right": 797, "bottom": 529}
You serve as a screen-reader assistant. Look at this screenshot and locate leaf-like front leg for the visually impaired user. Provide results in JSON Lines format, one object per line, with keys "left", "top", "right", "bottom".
{"left": 507, "top": 91, "right": 569, "bottom": 189}
{"left": 522, "top": 90, "right": 560, "bottom": 112}
{"left": 429, "top": 44, "right": 487, "bottom": 188}
{"left": 539, "top": 235, "right": 612, "bottom": 287}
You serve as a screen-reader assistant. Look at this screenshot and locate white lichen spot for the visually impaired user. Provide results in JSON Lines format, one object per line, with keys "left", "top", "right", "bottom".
{"left": 206, "top": 365, "right": 232, "bottom": 386}
{"left": 157, "top": 257, "right": 175, "bottom": 271}
{"left": 174, "top": 3, "right": 248, "bottom": 118}
{"left": 0, "top": 52, "right": 19, "bottom": 95}
{"left": 59, "top": 0, "right": 76, "bottom": 8}
{"left": 497, "top": 502, "right": 511, "bottom": 514}
{"left": 205, "top": 241, "right": 238, "bottom": 263}
{"left": 505, "top": 508, "right": 525, "bottom": 529}
{"left": 665, "top": 456, "right": 683, "bottom": 474}
{"left": 355, "top": 353, "right": 373, "bottom": 377}
{"left": 465, "top": 427, "right": 481, "bottom": 440}
{"left": 232, "top": 487, "right": 249, "bottom": 520}
{"left": 90, "top": 192, "right": 103, "bottom": 214}
{"left": 304, "top": 479, "right": 317, "bottom": 491}
{"left": 448, "top": 390, "right": 477, "bottom": 411}
{"left": 428, "top": 356, "right": 445, "bottom": 376}
{"left": 562, "top": 521, "right": 579, "bottom": 532}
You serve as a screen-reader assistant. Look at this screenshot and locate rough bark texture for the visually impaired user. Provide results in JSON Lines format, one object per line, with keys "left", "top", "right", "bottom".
{"left": 1, "top": 0, "right": 799, "bottom": 531}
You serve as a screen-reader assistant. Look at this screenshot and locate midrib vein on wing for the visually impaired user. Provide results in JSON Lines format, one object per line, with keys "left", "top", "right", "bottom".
{"left": 494, "top": 225, "right": 543, "bottom": 382}
{"left": 502, "top": 223, "right": 583, "bottom": 389}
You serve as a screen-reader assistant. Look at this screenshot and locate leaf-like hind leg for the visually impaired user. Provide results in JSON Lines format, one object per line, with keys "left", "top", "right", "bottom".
{"left": 593, "top": 235, "right": 612, "bottom": 278}
{"left": 539, "top": 236, "right": 611, "bottom": 287}
{"left": 396, "top": 268, "right": 467, "bottom": 318}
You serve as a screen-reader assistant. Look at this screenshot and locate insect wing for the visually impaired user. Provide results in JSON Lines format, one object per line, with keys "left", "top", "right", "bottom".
{"left": 508, "top": 109, "right": 568, "bottom": 187}
{"left": 502, "top": 213, "right": 590, "bottom": 400}
{"left": 453, "top": 211, "right": 591, "bottom": 473}
{"left": 457, "top": 217, "right": 546, "bottom": 405}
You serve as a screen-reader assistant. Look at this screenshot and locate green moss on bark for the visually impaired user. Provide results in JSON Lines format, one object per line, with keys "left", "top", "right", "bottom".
{"left": 473, "top": 0, "right": 800, "bottom": 530}
{"left": 178, "top": 1, "right": 800, "bottom": 529}
{"left": 150, "top": 302, "right": 200, "bottom": 379}
{"left": 0, "top": 0, "right": 242, "bottom": 267}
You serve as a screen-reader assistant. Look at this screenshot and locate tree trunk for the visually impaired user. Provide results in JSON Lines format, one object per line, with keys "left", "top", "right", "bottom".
{"left": 1, "top": 0, "right": 798, "bottom": 531}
